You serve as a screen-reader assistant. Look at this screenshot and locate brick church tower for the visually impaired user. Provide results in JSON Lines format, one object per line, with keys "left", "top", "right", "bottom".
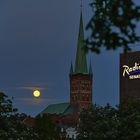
{"left": 69, "top": 12, "right": 93, "bottom": 111}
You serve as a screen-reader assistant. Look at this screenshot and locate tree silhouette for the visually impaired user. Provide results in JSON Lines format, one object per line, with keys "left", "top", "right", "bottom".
{"left": 77, "top": 102, "right": 140, "bottom": 140}
{"left": 0, "top": 92, "right": 36, "bottom": 140}
{"left": 85, "top": 0, "right": 140, "bottom": 54}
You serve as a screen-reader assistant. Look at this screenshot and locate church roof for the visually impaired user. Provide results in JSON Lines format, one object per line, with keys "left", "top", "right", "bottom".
{"left": 39, "top": 103, "right": 77, "bottom": 116}
{"left": 63, "top": 104, "right": 78, "bottom": 115}
{"left": 74, "top": 12, "right": 88, "bottom": 74}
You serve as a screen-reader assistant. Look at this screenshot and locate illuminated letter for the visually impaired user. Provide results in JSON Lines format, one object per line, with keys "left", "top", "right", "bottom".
{"left": 133, "top": 63, "right": 138, "bottom": 71}
{"left": 123, "top": 65, "right": 130, "bottom": 77}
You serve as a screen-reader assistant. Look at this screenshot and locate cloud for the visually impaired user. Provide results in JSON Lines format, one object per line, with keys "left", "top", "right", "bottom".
{"left": 19, "top": 86, "right": 45, "bottom": 91}
{"left": 14, "top": 97, "right": 64, "bottom": 105}
{"left": 15, "top": 97, "right": 47, "bottom": 105}
{"left": 12, "top": 82, "right": 56, "bottom": 90}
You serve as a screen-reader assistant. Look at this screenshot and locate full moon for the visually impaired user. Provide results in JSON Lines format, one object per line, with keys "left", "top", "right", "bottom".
{"left": 33, "top": 90, "right": 40, "bottom": 97}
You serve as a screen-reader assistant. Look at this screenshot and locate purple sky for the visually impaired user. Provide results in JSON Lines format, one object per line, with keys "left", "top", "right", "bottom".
{"left": 0, "top": 0, "right": 140, "bottom": 116}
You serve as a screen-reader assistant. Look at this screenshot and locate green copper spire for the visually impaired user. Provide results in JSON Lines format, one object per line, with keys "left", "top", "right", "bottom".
{"left": 75, "top": 12, "right": 88, "bottom": 74}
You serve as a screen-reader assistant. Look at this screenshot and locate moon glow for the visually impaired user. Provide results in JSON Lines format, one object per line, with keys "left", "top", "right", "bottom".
{"left": 33, "top": 90, "right": 40, "bottom": 97}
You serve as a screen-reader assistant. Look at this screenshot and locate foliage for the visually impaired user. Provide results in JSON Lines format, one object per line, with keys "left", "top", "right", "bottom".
{"left": 119, "top": 100, "right": 140, "bottom": 140}
{"left": 34, "top": 114, "right": 61, "bottom": 140}
{"left": 77, "top": 104, "right": 119, "bottom": 140}
{"left": 77, "top": 102, "right": 140, "bottom": 140}
{"left": 0, "top": 92, "right": 36, "bottom": 140}
{"left": 0, "top": 92, "right": 62, "bottom": 140}
{"left": 0, "top": 92, "right": 17, "bottom": 117}
{"left": 85, "top": 0, "right": 140, "bottom": 54}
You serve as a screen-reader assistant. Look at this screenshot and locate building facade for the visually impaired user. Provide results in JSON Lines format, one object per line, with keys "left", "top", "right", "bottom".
{"left": 120, "top": 51, "right": 140, "bottom": 102}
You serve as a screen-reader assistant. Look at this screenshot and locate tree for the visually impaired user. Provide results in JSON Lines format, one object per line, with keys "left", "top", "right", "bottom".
{"left": 85, "top": 0, "right": 140, "bottom": 54}
{"left": 77, "top": 104, "right": 119, "bottom": 140}
{"left": 77, "top": 102, "right": 140, "bottom": 140}
{"left": 0, "top": 92, "right": 61, "bottom": 140}
{"left": 0, "top": 92, "right": 36, "bottom": 140}
{"left": 119, "top": 100, "right": 140, "bottom": 140}
{"left": 34, "top": 114, "right": 60, "bottom": 140}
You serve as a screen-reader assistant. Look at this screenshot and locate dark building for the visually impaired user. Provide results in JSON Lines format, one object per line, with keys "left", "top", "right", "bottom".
{"left": 38, "top": 12, "right": 93, "bottom": 139}
{"left": 120, "top": 51, "right": 140, "bottom": 102}
{"left": 70, "top": 12, "right": 92, "bottom": 111}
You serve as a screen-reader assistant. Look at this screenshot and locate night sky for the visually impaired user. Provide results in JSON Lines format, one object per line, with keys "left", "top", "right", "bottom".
{"left": 0, "top": 0, "right": 140, "bottom": 116}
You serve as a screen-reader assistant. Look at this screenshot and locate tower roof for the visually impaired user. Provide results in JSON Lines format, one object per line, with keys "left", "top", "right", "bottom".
{"left": 75, "top": 12, "right": 88, "bottom": 74}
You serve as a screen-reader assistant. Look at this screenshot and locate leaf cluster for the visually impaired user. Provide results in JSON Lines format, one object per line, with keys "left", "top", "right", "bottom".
{"left": 77, "top": 102, "right": 140, "bottom": 140}
{"left": 0, "top": 92, "right": 61, "bottom": 140}
{"left": 0, "top": 92, "right": 36, "bottom": 140}
{"left": 86, "top": 0, "right": 140, "bottom": 53}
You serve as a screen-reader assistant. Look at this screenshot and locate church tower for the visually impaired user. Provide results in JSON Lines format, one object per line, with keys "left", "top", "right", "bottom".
{"left": 69, "top": 12, "right": 93, "bottom": 111}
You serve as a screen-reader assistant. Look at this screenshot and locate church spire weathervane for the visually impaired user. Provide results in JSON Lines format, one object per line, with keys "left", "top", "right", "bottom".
{"left": 80, "top": 0, "right": 83, "bottom": 9}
